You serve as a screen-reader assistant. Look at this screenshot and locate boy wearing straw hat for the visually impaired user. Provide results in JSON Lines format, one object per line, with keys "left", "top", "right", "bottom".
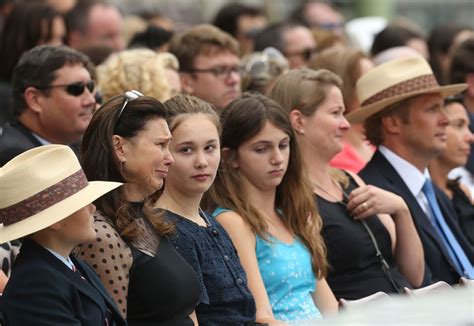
{"left": 0, "top": 145, "right": 126, "bottom": 325}
{"left": 351, "top": 56, "right": 474, "bottom": 286}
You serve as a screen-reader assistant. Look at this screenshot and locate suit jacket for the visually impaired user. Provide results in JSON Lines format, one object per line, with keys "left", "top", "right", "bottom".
{"left": 0, "top": 121, "right": 81, "bottom": 167}
{"left": 0, "top": 121, "right": 42, "bottom": 167}
{"left": 360, "top": 150, "right": 474, "bottom": 285}
{"left": 1, "top": 239, "right": 127, "bottom": 326}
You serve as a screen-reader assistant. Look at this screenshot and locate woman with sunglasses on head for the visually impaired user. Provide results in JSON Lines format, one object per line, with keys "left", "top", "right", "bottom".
{"left": 429, "top": 96, "right": 474, "bottom": 246}
{"left": 206, "top": 92, "right": 337, "bottom": 324}
{"left": 1, "top": 145, "right": 125, "bottom": 325}
{"left": 270, "top": 69, "right": 424, "bottom": 300}
{"left": 76, "top": 92, "right": 200, "bottom": 325}
{"left": 154, "top": 94, "right": 257, "bottom": 325}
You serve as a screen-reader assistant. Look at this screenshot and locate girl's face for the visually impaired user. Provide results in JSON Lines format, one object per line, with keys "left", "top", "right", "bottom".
{"left": 438, "top": 102, "right": 473, "bottom": 169}
{"left": 232, "top": 121, "right": 290, "bottom": 193}
{"left": 166, "top": 114, "right": 220, "bottom": 196}
{"left": 302, "top": 85, "right": 350, "bottom": 161}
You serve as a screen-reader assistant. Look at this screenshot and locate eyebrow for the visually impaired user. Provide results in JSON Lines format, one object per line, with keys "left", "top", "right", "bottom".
{"left": 251, "top": 137, "right": 290, "bottom": 146}
{"left": 175, "top": 139, "right": 219, "bottom": 146}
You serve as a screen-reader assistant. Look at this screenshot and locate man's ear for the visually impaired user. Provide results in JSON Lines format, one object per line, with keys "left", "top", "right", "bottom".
{"left": 179, "top": 72, "right": 195, "bottom": 94}
{"left": 112, "top": 135, "right": 129, "bottom": 163}
{"left": 290, "top": 109, "right": 306, "bottom": 135}
{"left": 381, "top": 115, "right": 403, "bottom": 135}
{"left": 24, "top": 87, "right": 45, "bottom": 114}
{"left": 222, "top": 147, "right": 239, "bottom": 168}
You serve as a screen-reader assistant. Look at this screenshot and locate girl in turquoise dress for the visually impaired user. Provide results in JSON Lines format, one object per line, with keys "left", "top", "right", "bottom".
{"left": 207, "top": 93, "right": 338, "bottom": 324}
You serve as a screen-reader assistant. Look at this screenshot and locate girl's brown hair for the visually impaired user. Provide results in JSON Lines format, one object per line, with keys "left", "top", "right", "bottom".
{"left": 81, "top": 94, "right": 174, "bottom": 241}
{"left": 206, "top": 92, "right": 328, "bottom": 277}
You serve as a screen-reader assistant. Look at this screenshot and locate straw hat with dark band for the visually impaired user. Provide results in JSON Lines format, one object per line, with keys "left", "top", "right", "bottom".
{"left": 0, "top": 145, "right": 122, "bottom": 243}
{"left": 346, "top": 57, "right": 467, "bottom": 124}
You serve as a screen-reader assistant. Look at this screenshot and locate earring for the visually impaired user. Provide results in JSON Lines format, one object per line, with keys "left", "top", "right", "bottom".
{"left": 298, "top": 129, "right": 305, "bottom": 135}
{"left": 120, "top": 160, "right": 125, "bottom": 172}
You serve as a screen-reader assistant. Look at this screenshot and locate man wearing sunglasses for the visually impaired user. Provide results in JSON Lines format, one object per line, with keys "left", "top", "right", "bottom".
{"left": 254, "top": 21, "right": 317, "bottom": 69}
{"left": 170, "top": 24, "right": 242, "bottom": 113}
{"left": 0, "top": 45, "right": 96, "bottom": 166}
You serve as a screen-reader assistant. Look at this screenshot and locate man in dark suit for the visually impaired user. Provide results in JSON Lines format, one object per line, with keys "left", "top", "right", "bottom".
{"left": 347, "top": 57, "right": 474, "bottom": 285}
{"left": 0, "top": 145, "right": 124, "bottom": 325}
{"left": 0, "top": 45, "right": 96, "bottom": 166}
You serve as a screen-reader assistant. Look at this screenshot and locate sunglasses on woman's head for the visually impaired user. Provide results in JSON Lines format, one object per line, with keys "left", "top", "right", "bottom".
{"left": 115, "top": 90, "right": 144, "bottom": 126}
{"left": 36, "top": 80, "right": 95, "bottom": 96}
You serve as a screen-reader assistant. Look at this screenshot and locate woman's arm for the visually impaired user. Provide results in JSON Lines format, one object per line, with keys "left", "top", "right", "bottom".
{"left": 346, "top": 171, "right": 425, "bottom": 288}
{"left": 311, "top": 277, "right": 338, "bottom": 317}
{"left": 190, "top": 311, "right": 199, "bottom": 325}
{"left": 216, "top": 211, "right": 284, "bottom": 325}
{"left": 0, "top": 270, "right": 8, "bottom": 292}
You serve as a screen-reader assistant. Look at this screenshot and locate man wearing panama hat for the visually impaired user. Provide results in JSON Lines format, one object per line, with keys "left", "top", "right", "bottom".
{"left": 352, "top": 56, "right": 474, "bottom": 285}
{"left": 0, "top": 145, "right": 126, "bottom": 325}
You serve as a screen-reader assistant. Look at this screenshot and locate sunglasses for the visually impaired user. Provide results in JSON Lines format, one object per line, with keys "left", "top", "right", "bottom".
{"left": 115, "top": 90, "right": 144, "bottom": 126}
{"left": 285, "top": 47, "right": 318, "bottom": 61}
{"left": 37, "top": 80, "right": 95, "bottom": 96}
{"left": 245, "top": 47, "right": 288, "bottom": 78}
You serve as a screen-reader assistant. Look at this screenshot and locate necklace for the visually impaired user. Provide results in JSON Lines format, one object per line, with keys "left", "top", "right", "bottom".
{"left": 313, "top": 177, "right": 349, "bottom": 204}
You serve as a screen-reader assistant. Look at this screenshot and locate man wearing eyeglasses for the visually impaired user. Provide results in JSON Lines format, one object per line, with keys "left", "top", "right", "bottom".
{"left": 170, "top": 24, "right": 242, "bottom": 112}
{"left": 0, "top": 45, "right": 96, "bottom": 166}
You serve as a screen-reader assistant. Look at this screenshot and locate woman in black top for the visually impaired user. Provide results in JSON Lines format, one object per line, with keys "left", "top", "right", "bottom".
{"left": 430, "top": 96, "right": 474, "bottom": 246}
{"left": 77, "top": 91, "right": 200, "bottom": 325}
{"left": 271, "top": 69, "right": 424, "bottom": 300}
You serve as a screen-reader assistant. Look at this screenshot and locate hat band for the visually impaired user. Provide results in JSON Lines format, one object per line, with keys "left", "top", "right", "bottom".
{"left": 0, "top": 169, "right": 88, "bottom": 226}
{"left": 361, "top": 74, "right": 439, "bottom": 107}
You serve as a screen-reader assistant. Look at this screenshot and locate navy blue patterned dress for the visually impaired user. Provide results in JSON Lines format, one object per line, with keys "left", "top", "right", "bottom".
{"left": 164, "top": 210, "right": 256, "bottom": 326}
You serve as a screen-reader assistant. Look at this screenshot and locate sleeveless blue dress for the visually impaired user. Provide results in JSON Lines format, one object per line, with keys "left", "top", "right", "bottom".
{"left": 213, "top": 208, "right": 322, "bottom": 323}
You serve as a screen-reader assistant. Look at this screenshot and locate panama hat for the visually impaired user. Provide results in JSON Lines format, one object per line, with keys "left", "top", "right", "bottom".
{"left": 346, "top": 56, "right": 467, "bottom": 123}
{"left": 0, "top": 145, "right": 121, "bottom": 244}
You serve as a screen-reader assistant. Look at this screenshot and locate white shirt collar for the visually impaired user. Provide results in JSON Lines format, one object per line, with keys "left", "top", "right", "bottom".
{"left": 379, "top": 145, "right": 430, "bottom": 197}
{"left": 31, "top": 132, "right": 51, "bottom": 145}
{"left": 44, "top": 246, "right": 75, "bottom": 270}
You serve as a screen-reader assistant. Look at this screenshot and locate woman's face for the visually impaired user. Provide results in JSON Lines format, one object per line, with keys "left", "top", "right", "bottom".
{"left": 302, "top": 85, "right": 350, "bottom": 161}
{"left": 438, "top": 102, "right": 473, "bottom": 169}
{"left": 117, "top": 117, "right": 174, "bottom": 199}
{"left": 233, "top": 121, "right": 290, "bottom": 193}
{"left": 165, "top": 114, "right": 220, "bottom": 196}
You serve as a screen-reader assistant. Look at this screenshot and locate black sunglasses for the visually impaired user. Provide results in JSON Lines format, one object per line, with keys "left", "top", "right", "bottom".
{"left": 36, "top": 80, "right": 95, "bottom": 96}
{"left": 285, "top": 47, "right": 318, "bottom": 61}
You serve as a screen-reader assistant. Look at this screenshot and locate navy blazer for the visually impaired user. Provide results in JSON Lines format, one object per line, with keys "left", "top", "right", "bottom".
{"left": 360, "top": 150, "right": 474, "bottom": 285}
{"left": 1, "top": 239, "right": 127, "bottom": 326}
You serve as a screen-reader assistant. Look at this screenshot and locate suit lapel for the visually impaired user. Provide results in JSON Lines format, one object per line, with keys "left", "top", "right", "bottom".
{"left": 370, "top": 151, "right": 459, "bottom": 268}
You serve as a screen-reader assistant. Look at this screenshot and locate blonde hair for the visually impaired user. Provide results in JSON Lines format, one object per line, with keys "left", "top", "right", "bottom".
{"left": 97, "top": 48, "right": 173, "bottom": 102}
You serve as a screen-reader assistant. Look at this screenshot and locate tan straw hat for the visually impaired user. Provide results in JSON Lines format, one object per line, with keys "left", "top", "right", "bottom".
{"left": 346, "top": 56, "right": 467, "bottom": 123}
{"left": 0, "top": 145, "right": 121, "bottom": 243}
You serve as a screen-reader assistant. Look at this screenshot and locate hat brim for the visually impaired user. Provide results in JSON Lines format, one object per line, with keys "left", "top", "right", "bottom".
{"left": 346, "top": 83, "right": 467, "bottom": 124}
{"left": 0, "top": 181, "right": 121, "bottom": 243}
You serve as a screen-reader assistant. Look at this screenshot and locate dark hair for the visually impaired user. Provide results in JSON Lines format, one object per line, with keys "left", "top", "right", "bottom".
{"left": 207, "top": 92, "right": 327, "bottom": 277}
{"left": 428, "top": 25, "right": 472, "bottom": 85}
{"left": 0, "top": 2, "right": 61, "bottom": 82}
{"left": 128, "top": 25, "right": 173, "bottom": 50}
{"left": 290, "top": 0, "right": 332, "bottom": 27}
{"left": 11, "top": 44, "right": 94, "bottom": 117}
{"left": 213, "top": 3, "right": 264, "bottom": 37}
{"left": 81, "top": 94, "right": 173, "bottom": 240}
{"left": 253, "top": 21, "right": 306, "bottom": 54}
{"left": 64, "top": 0, "right": 103, "bottom": 35}
{"left": 449, "top": 37, "right": 474, "bottom": 84}
{"left": 371, "top": 24, "right": 424, "bottom": 57}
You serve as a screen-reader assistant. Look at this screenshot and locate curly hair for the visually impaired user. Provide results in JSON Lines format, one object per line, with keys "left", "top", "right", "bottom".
{"left": 97, "top": 48, "right": 173, "bottom": 102}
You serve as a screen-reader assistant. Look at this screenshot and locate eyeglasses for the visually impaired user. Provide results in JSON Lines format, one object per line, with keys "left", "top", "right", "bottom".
{"left": 285, "top": 47, "right": 318, "bottom": 61}
{"left": 36, "top": 80, "right": 95, "bottom": 96}
{"left": 184, "top": 65, "right": 243, "bottom": 79}
{"left": 116, "top": 90, "right": 144, "bottom": 125}
{"left": 245, "top": 47, "right": 289, "bottom": 78}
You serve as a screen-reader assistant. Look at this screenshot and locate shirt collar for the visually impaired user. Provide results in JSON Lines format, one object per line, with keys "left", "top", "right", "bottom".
{"left": 44, "top": 246, "right": 75, "bottom": 270}
{"left": 379, "top": 145, "right": 430, "bottom": 196}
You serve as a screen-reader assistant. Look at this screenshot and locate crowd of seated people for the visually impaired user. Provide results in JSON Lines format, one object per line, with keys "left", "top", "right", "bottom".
{"left": 0, "top": 0, "right": 473, "bottom": 325}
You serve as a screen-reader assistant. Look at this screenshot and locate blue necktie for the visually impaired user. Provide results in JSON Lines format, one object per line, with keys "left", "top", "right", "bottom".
{"left": 422, "top": 179, "right": 474, "bottom": 278}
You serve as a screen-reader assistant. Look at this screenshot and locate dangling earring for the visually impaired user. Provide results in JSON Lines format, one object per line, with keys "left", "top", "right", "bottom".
{"left": 120, "top": 160, "right": 125, "bottom": 172}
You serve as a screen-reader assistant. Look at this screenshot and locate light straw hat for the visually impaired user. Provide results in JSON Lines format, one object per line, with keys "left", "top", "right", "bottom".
{"left": 346, "top": 56, "right": 467, "bottom": 123}
{"left": 0, "top": 145, "right": 121, "bottom": 243}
